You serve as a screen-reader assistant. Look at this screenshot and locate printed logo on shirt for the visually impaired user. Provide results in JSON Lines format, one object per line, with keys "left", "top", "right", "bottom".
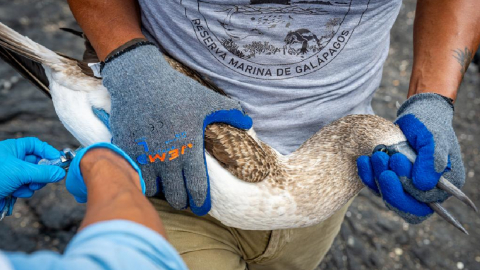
{"left": 182, "top": 0, "right": 370, "bottom": 80}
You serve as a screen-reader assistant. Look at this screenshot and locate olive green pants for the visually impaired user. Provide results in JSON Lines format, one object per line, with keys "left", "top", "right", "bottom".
{"left": 150, "top": 198, "right": 352, "bottom": 270}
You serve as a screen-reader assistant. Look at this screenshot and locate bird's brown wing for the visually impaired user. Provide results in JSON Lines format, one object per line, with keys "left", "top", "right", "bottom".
{"left": 205, "top": 124, "right": 272, "bottom": 182}
{"left": 59, "top": 28, "right": 98, "bottom": 78}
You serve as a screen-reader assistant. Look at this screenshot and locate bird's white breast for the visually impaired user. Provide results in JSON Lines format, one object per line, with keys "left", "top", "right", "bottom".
{"left": 46, "top": 66, "right": 112, "bottom": 146}
{"left": 206, "top": 153, "right": 319, "bottom": 230}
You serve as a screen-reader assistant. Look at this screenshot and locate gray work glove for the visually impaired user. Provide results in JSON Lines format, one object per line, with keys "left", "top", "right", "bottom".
{"left": 357, "top": 93, "right": 465, "bottom": 224}
{"left": 101, "top": 41, "right": 252, "bottom": 216}
{"left": 395, "top": 93, "right": 465, "bottom": 202}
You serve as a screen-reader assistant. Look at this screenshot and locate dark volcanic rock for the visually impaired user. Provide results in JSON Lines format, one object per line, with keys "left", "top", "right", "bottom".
{"left": 27, "top": 183, "right": 85, "bottom": 230}
{"left": 0, "top": 200, "right": 40, "bottom": 252}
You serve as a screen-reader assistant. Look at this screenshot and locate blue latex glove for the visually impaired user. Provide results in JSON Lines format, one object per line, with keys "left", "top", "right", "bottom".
{"left": 357, "top": 93, "right": 465, "bottom": 224}
{"left": 0, "top": 138, "right": 66, "bottom": 215}
{"left": 66, "top": 142, "right": 145, "bottom": 203}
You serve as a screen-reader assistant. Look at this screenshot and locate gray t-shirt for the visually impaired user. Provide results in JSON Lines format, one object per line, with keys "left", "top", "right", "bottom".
{"left": 139, "top": 0, "right": 402, "bottom": 154}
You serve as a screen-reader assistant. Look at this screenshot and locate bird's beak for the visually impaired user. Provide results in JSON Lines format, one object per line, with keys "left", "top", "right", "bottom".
{"left": 374, "top": 141, "right": 478, "bottom": 235}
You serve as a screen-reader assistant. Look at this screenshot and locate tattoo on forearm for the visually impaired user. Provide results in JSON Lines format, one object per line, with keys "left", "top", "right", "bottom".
{"left": 453, "top": 47, "right": 473, "bottom": 77}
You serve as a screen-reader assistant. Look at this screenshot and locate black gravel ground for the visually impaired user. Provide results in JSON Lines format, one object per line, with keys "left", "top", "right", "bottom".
{"left": 0, "top": 1, "right": 479, "bottom": 269}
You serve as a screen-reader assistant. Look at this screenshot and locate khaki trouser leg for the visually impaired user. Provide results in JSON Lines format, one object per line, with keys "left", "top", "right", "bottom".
{"left": 150, "top": 198, "right": 352, "bottom": 270}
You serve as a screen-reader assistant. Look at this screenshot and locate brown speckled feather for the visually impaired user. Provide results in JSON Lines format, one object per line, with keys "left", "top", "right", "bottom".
{"left": 205, "top": 124, "right": 273, "bottom": 182}
{"left": 0, "top": 46, "right": 50, "bottom": 97}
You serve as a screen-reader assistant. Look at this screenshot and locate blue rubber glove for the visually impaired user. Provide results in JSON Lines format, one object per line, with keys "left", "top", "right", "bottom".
{"left": 357, "top": 93, "right": 465, "bottom": 224}
{"left": 0, "top": 138, "right": 66, "bottom": 215}
{"left": 66, "top": 143, "right": 145, "bottom": 203}
{"left": 100, "top": 41, "right": 252, "bottom": 215}
{"left": 395, "top": 93, "right": 464, "bottom": 193}
{"left": 357, "top": 152, "right": 434, "bottom": 224}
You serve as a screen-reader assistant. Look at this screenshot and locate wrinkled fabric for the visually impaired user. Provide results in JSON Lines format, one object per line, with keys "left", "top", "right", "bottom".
{"left": 139, "top": 0, "right": 402, "bottom": 154}
{"left": 5, "top": 220, "right": 188, "bottom": 270}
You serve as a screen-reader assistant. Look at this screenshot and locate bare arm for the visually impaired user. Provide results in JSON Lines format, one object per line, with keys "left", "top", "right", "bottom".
{"left": 409, "top": 0, "right": 480, "bottom": 101}
{"left": 67, "top": 0, "right": 145, "bottom": 61}
{"left": 78, "top": 148, "right": 166, "bottom": 238}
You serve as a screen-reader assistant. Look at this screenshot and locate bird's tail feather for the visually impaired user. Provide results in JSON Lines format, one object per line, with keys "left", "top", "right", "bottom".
{"left": 0, "top": 22, "right": 68, "bottom": 97}
{"left": 0, "top": 46, "right": 50, "bottom": 97}
{"left": 0, "top": 22, "right": 61, "bottom": 65}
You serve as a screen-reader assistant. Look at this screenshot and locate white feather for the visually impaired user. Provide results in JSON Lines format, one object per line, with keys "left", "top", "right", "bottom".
{"left": 0, "top": 22, "right": 59, "bottom": 65}
{"left": 206, "top": 153, "right": 301, "bottom": 230}
{"left": 46, "top": 66, "right": 112, "bottom": 146}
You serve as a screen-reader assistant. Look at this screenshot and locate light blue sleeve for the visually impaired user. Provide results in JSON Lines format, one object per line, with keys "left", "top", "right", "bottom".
{"left": 5, "top": 220, "right": 188, "bottom": 270}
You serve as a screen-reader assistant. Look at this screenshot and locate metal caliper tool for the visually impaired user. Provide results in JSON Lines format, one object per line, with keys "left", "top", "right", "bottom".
{"left": 0, "top": 148, "right": 80, "bottom": 221}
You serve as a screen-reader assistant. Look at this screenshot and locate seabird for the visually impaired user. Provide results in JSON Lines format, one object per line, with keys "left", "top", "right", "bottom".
{"left": 0, "top": 22, "right": 476, "bottom": 232}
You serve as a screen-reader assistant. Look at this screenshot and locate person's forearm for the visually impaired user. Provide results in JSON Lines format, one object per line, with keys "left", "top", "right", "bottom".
{"left": 78, "top": 149, "right": 166, "bottom": 237}
{"left": 67, "top": 0, "right": 145, "bottom": 61}
{"left": 409, "top": 0, "right": 480, "bottom": 101}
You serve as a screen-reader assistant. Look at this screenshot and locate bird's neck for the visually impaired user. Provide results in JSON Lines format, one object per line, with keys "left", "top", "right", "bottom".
{"left": 258, "top": 115, "right": 405, "bottom": 224}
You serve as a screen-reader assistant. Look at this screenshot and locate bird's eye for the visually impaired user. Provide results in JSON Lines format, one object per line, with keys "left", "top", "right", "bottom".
{"left": 373, "top": 144, "right": 389, "bottom": 155}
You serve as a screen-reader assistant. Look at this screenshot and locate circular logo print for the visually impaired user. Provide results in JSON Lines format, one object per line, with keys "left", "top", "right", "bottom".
{"left": 184, "top": 0, "right": 369, "bottom": 79}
